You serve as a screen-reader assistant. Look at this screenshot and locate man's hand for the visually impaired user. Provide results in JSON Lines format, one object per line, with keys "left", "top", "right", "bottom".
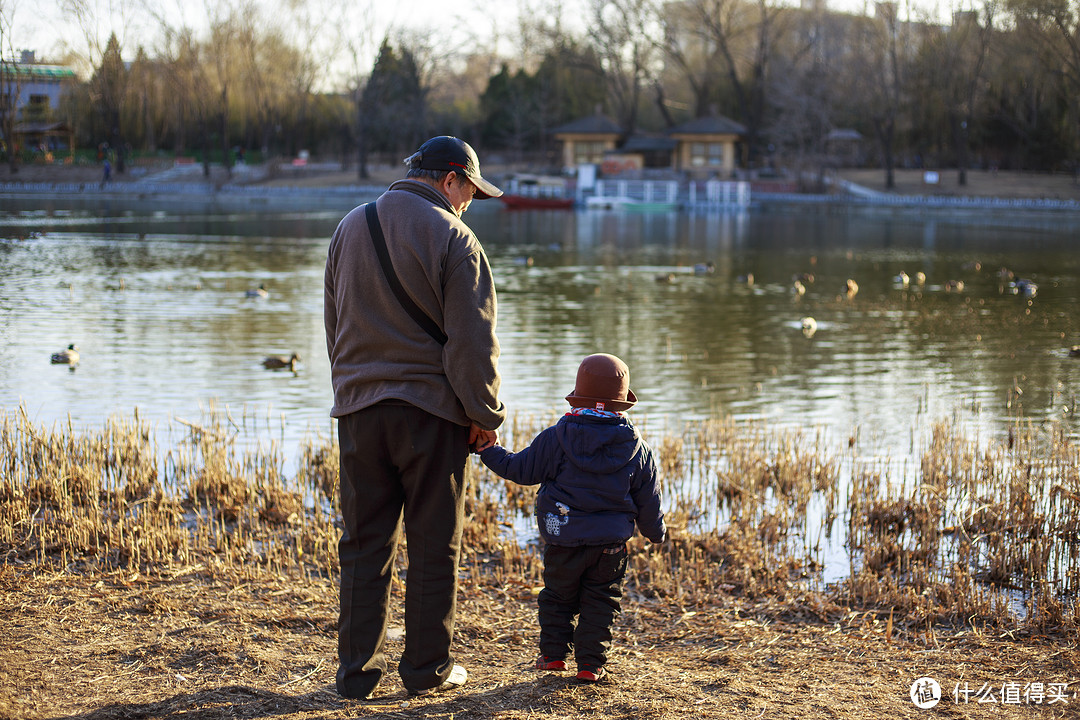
{"left": 468, "top": 423, "right": 498, "bottom": 452}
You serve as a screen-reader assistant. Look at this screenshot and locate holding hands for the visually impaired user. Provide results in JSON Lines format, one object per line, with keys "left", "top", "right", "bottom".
{"left": 469, "top": 423, "right": 498, "bottom": 453}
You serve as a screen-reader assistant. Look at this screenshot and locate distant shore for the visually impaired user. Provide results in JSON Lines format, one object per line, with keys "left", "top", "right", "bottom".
{"left": 3, "top": 162, "right": 1080, "bottom": 217}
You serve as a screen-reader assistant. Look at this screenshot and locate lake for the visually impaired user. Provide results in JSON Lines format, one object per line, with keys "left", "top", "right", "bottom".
{"left": 2, "top": 196, "right": 1079, "bottom": 470}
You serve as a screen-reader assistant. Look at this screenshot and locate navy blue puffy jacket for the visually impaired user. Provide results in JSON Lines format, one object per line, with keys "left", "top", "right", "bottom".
{"left": 480, "top": 413, "right": 666, "bottom": 546}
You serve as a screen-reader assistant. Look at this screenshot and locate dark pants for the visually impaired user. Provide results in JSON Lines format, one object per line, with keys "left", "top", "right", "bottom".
{"left": 538, "top": 543, "right": 628, "bottom": 670}
{"left": 336, "top": 403, "right": 469, "bottom": 698}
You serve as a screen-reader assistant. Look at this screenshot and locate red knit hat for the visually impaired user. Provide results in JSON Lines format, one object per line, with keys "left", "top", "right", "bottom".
{"left": 565, "top": 353, "right": 637, "bottom": 412}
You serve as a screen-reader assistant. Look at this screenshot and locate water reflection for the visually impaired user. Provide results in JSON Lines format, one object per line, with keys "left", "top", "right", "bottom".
{"left": 2, "top": 203, "right": 1079, "bottom": 470}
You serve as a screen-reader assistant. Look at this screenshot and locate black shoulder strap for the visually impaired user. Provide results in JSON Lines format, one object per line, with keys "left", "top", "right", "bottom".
{"left": 364, "top": 202, "right": 448, "bottom": 346}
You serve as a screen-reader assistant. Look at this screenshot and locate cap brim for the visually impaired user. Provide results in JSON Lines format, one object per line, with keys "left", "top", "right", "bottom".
{"left": 469, "top": 173, "right": 503, "bottom": 200}
{"left": 564, "top": 388, "right": 637, "bottom": 412}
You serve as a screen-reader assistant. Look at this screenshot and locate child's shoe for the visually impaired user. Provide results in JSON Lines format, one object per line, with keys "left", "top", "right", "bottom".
{"left": 576, "top": 665, "right": 606, "bottom": 682}
{"left": 535, "top": 656, "right": 567, "bottom": 671}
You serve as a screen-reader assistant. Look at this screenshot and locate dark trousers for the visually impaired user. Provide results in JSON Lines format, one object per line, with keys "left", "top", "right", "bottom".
{"left": 336, "top": 403, "right": 468, "bottom": 698}
{"left": 538, "top": 543, "right": 628, "bottom": 670}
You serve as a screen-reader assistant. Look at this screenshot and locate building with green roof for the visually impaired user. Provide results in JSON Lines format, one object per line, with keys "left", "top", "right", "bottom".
{"left": 2, "top": 52, "right": 77, "bottom": 125}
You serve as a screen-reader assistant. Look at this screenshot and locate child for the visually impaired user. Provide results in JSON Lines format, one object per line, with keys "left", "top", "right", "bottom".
{"left": 479, "top": 353, "right": 666, "bottom": 682}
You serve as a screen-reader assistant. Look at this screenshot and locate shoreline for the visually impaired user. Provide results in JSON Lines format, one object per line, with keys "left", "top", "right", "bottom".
{"left": 3, "top": 164, "right": 1080, "bottom": 218}
{"left": 5, "top": 181, "right": 1080, "bottom": 222}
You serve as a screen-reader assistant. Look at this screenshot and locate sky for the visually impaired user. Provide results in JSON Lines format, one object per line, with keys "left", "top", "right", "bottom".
{"left": 8, "top": 0, "right": 533, "bottom": 66}
{"left": 9, "top": 0, "right": 952, "bottom": 74}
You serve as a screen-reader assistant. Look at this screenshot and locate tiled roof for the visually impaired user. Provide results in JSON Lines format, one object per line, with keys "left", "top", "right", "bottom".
{"left": 15, "top": 121, "right": 72, "bottom": 133}
{"left": 551, "top": 114, "right": 622, "bottom": 135}
{"left": 616, "top": 134, "right": 678, "bottom": 152}
{"left": 668, "top": 115, "right": 746, "bottom": 136}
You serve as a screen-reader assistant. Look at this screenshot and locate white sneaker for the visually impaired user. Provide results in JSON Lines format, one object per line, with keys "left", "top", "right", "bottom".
{"left": 409, "top": 664, "right": 468, "bottom": 696}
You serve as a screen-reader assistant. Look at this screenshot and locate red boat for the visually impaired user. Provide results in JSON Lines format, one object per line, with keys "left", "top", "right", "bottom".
{"left": 499, "top": 194, "right": 575, "bottom": 210}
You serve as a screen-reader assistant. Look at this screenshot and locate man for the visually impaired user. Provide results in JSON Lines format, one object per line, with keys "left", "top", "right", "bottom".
{"left": 324, "top": 136, "right": 506, "bottom": 699}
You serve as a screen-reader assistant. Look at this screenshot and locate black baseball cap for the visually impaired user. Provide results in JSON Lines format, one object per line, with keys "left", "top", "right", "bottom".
{"left": 404, "top": 136, "right": 503, "bottom": 199}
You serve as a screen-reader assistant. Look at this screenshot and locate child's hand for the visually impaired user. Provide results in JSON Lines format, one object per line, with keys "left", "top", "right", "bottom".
{"left": 468, "top": 424, "right": 498, "bottom": 452}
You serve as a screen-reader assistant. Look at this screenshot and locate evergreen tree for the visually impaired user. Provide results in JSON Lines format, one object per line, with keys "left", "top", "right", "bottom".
{"left": 89, "top": 34, "right": 128, "bottom": 172}
{"left": 360, "top": 38, "right": 426, "bottom": 162}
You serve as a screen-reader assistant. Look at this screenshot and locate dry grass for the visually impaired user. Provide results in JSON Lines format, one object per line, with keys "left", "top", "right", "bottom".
{"left": 1, "top": 406, "right": 1078, "bottom": 719}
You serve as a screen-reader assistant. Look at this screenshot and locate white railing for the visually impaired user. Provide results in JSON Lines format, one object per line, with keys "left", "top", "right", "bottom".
{"left": 690, "top": 180, "right": 751, "bottom": 208}
{"left": 755, "top": 191, "right": 1080, "bottom": 212}
{"left": 590, "top": 179, "right": 680, "bottom": 204}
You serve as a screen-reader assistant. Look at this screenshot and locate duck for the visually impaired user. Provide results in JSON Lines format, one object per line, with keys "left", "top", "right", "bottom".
{"left": 915, "top": 271, "right": 927, "bottom": 285}
{"left": 792, "top": 280, "right": 806, "bottom": 297}
{"left": 262, "top": 353, "right": 300, "bottom": 370}
{"left": 736, "top": 272, "right": 754, "bottom": 286}
{"left": 801, "top": 317, "right": 818, "bottom": 337}
{"left": 893, "top": 271, "right": 910, "bottom": 288}
{"left": 844, "top": 278, "right": 859, "bottom": 298}
{"left": 944, "top": 279, "right": 965, "bottom": 293}
{"left": 51, "top": 344, "right": 79, "bottom": 365}
{"left": 1012, "top": 278, "right": 1038, "bottom": 298}
{"left": 246, "top": 283, "right": 269, "bottom": 298}
{"left": 1069, "top": 346, "right": 1080, "bottom": 357}
{"left": 792, "top": 272, "right": 815, "bottom": 284}
{"left": 654, "top": 272, "right": 676, "bottom": 284}
{"left": 694, "top": 262, "right": 716, "bottom": 275}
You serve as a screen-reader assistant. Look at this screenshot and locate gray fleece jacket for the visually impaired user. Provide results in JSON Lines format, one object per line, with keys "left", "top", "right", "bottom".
{"left": 324, "top": 179, "right": 505, "bottom": 430}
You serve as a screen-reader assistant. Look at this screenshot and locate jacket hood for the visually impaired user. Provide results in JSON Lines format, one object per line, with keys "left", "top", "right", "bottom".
{"left": 554, "top": 414, "right": 642, "bottom": 475}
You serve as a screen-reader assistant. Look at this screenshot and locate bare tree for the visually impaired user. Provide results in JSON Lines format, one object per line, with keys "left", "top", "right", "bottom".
{"left": 655, "top": 0, "right": 728, "bottom": 120}
{"left": 848, "top": 2, "right": 912, "bottom": 189}
{"left": 765, "top": 3, "right": 839, "bottom": 184}
{"left": 681, "top": 0, "right": 788, "bottom": 162}
{"left": 1008, "top": 0, "right": 1080, "bottom": 176}
{"left": 319, "top": 1, "right": 378, "bottom": 178}
{"left": 913, "top": 1, "right": 997, "bottom": 185}
{"left": 61, "top": 0, "right": 146, "bottom": 172}
{"left": 586, "top": 0, "right": 661, "bottom": 134}
{"left": 205, "top": 11, "right": 237, "bottom": 178}
{"left": 156, "top": 26, "right": 212, "bottom": 170}
{"left": 1, "top": 0, "right": 23, "bottom": 173}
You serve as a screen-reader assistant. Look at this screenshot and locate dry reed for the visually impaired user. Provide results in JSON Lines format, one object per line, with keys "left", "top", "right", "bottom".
{"left": 1, "top": 405, "right": 1077, "bottom": 635}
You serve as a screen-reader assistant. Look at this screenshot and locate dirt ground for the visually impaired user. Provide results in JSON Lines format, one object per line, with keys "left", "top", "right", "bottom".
{"left": 1, "top": 562, "right": 1076, "bottom": 720}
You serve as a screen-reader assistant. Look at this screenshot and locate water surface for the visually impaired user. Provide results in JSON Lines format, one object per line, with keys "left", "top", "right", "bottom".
{"left": 2, "top": 200, "right": 1079, "bottom": 468}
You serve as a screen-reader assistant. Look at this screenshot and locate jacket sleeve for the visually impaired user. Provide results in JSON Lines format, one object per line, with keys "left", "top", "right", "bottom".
{"left": 442, "top": 243, "right": 505, "bottom": 431}
{"left": 630, "top": 448, "right": 667, "bottom": 543}
{"left": 323, "top": 222, "right": 341, "bottom": 362}
{"left": 479, "top": 428, "right": 557, "bottom": 486}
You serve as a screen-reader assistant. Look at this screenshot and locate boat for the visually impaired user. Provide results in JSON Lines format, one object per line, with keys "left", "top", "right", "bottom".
{"left": 624, "top": 201, "right": 681, "bottom": 212}
{"left": 499, "top": 194, "right": 575, "bottom": 210}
